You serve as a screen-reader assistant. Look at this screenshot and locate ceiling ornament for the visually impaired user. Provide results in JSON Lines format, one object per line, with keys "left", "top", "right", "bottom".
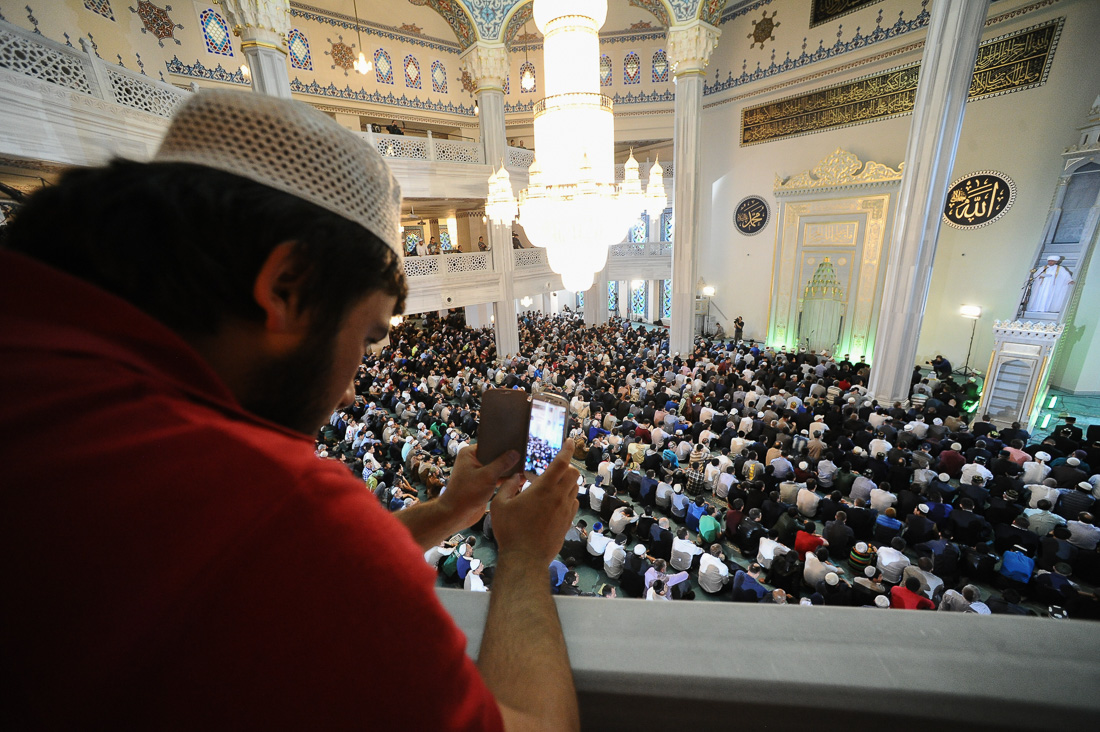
{"left": 774, "top": 148, "right": 903, "bottom": 194}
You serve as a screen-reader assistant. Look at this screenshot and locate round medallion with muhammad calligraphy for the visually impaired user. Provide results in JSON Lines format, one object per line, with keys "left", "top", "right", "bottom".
{"left": 942, "top": 171, "right": 1016, "bottom": 229}
{"left": 734, "top": 195, "right": 770, "bottom": 236}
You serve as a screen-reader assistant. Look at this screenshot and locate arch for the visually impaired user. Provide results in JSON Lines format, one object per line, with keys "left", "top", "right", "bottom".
{"left": 375, "top": 49, "right": 393, "bottom": 84}
{"left": 501, "top": 0, "right": 534, "bottom": 47}
{"left": 431, "top": 60, "right": 447, "bottom": 93}
{"left": 408, "top": 0, "right": 478, "bottom": 49}
{"left": 624, "top": 52, "right": 641, "bottom": 85}
{"left": 404, "top": 54, "right": 422, "bottom": 88}
{"left": 627, "top": 0, "right": 674, "bottom": 27}
{"left": 287, "top": 28, "right": 312, "bottom": 70}
{"left": 652, "top": 49, "right": 668, "bottom": 82}
{"left": 199, "top": 9, "right": 233, "bottom": 57}
{"left": 519, "top": 61, "right": 536, "bottom": 93}
{"left": 599, "top": 54, "right": 612, "bottom": 87}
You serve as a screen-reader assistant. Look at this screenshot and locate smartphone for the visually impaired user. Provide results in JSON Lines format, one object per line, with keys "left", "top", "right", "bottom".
{"left": 477, "top": 390, "right": 570, "bottom": 477}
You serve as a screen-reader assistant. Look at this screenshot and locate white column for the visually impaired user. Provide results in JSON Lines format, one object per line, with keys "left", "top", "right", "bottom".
{"left": 616, "top": 281, "right": 628, "bottom": 320}
{"left": 667, "top": 21, "right": 720, "bottom": 355}
{"left": 867, "top": 0, "right": 990, "bottom": 404}
{"left": 585, "top": 266, "right": 609, "bottom": 327}
{"left": 465, "top": 303, "right": 493, "bottom": 329}
{"left": 461, "top": 42, "right": 519, "bottom": 357}
{"left": 221, "top": 0, "right": 292, "bottom": 98}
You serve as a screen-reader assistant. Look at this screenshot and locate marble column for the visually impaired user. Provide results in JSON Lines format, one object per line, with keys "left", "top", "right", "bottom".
{"left": 667, "top": 21, "right": 720, "bottom": 356}
{"left": 461, "top": 42, "right": 519, "bottom": 357}
{"left": 465, "top": 303, "right": 493, "bottom": 329}
{"left": 647, "top": 280, "right": 661, "bottom": 324}
{"left": 867, "top": 0, "right": 990, "bottom": 404}
{"left": 584, "top": 266, "right": 609, "bottom": 327}
{"left": 220, "top": 0, "right": 292, "bottom": 98}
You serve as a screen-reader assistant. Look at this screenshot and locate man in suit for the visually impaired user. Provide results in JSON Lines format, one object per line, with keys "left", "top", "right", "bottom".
{"left": 946, "top": 497, "right": 991, "bottom": 546}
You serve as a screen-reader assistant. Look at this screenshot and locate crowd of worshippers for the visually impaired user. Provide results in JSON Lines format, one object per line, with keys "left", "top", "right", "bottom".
{"left": 314, "top": 310, "right": 1100, "bottom": 618}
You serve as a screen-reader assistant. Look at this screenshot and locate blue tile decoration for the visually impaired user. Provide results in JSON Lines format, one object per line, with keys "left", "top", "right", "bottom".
{"left": 165, "top": 56, "right": 249, "bottom": 85}
{"left": 660, "top": 209, "right": 673, "bottom": 241}
{"left": 404, "top": 54, "right": 421, "bottom": 88}
{"left": 503, "top": 2, "right": 533, "bottom": 47}
{"left": 627, "top": 0, "right": 671, "bottom": 26}
{"left": 292, "top": 4, "right": 463, "bottom": 54}
{"left": 630, "top": 217, "right": 648, "bottom": 243}
{"left": 576, "top": 292, "right": 585, "bottom": 309}
{"left": 503, "top": 73, "right": 509, "bottom": 94}
{"left": 84, "top": 0, "right": 115, "bottom": 21}
{"left": 518, "top": 60, "right": 535, "bottom": 93}
{"left": 631, "top": 281, "right": 647, "bottom": 317}
{"left": 705, "top": 3, "right": 930, "bottom": 96}
{"left": 662, "top": 279, "right": 672, "bottom": 320}
{"left": 624, "top": 51, "right": 641, "bottom": 84}
{"left": 608, "top": 280, "right": 619, "bottom": 313}
{"left": 440, "top": 231, "right": 452, "bottom": 250}
{"left": 289, "top": 77, "right": 477, "bottom": 116}
{"left": 718, "top": 0, "right": 774, "bottom": 25}
{"left": 698, "top": 0, "right": 728, "bottom": 26}
{"left": 200, "top": 9, "right": 233, "bottom": 57}
{"left": 667, "top": 0, "right": 703, "bottom": 23}
{"left": 25, "top": 4, "right": 40, "bottom": 33}
{"left": 504, "top": 99, "right": 533, "bottom": 113}
{"left": 652, "top": 48, "right": 668, "bottom": 82}
{"left": 288, "top": 28, "right": 312, "bottom": 70}
{"left": 600, "top": 54, "right": 612, "bottom": 86}
{"left": 463, "top": 0, "right": 524, "bottom": 43}
{"left": 375, "top": 48, "right": 393, "bottom": 84}
{"left": 403, "top": 227, "right": 424, "bottom": 255}
{"left": 614, "top": 89, "right": 675, "bottom": 104}
{"left": 431, "top": 59, "right": 447, "bottom": 92}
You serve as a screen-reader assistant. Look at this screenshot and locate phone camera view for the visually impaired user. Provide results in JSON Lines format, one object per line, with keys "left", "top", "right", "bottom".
{"left": 525, "top": 399, "right": 566, "bottom": 476}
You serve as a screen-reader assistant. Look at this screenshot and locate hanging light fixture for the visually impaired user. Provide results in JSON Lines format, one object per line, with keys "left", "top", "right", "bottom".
{"left": 486, "top": 0, "right": 666, "bottom": 293}
{"left": 519, "top": 20, "right": 535, "bottom": 92}
{"left": 351, "top": 0, "right": 372, "bottom": 75}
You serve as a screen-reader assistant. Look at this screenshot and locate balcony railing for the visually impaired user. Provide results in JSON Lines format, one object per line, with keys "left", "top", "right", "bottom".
{"left": 360, "top": 129, "right": 486, "bottom": 164}
{"left": 609, "top": 242, "right": 673, "bottom": 257}
{"left": 402, "top": 251, "right": 492, "bottom": 278}
{"left": 0, "top": 19, "right": 191, "bottom": 118}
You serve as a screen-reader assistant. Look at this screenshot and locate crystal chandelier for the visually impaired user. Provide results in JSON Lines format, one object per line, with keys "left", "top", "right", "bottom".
{"left": 484, "top": 0, "right": 666, "bottom": 293}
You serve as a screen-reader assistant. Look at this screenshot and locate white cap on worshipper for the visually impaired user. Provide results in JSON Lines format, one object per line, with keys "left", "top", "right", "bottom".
{"left": 154, "top": 89, "right": 402, "bottom": 255}
{"left": 1067, "top": 457, "right": 1081, "bottom": 467}
{"left": 825, "top": 572, "right": 839, "bottom": 586}
{"left": 938, "top": 473, "right": 950, "bottom": 482}
{"left": 469, "top": 558, "right": 482, "bottom": 571}
{"left": 634, "top": 544, "right": 647, "bottom": 556}
{"left": 1035, "top": 452, "right": 1051, "bottom": 462}
{"left": 933, "top": 418, "right": 943, "bottom": 425}
{"left": 864, "top": 565, "right": 877, "bottom": 578}
{"left": 951, "top": 443, "right": 962, "bottom": 451}
{"left": 874, "top": 595, "right": 890, "bottom": 608}
{"left": 855, "top": 542, "right": 868, "bottom": 554}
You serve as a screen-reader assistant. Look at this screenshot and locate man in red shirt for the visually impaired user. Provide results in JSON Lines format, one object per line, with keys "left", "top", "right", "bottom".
{"left": 795, "top": 521, "right": 828, "bottom": 560}
{"left": 0, "top": 91, "right": 580, "bottom": 730}
{"left": 890, "top": 577, "right": 937, "bottom": 610}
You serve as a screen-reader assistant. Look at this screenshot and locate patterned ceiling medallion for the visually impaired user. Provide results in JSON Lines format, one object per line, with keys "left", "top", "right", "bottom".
{"left": 129, "top": 1, "right": 182, "bottom": 47}
{"left": 748, "top": 9, "right": 780, "bottom": 50}
{"left": 326, "top": 36, "right": 355, "bottom": 75}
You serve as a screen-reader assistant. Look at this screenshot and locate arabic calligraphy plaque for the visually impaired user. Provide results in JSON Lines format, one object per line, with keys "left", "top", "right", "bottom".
{"left": 735, "top": 196, "right": 770, "bottom": 236}
{"left": 741, "top": 18, "right": 1062, "bottom": 146}
{"left": 942, "top": 171, "right": 1016, "bottom": 229}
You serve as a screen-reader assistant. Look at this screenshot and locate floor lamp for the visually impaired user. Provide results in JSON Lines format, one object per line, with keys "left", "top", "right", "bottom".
{"left": 954, "top": 305, "right": 982, "bottom": 378}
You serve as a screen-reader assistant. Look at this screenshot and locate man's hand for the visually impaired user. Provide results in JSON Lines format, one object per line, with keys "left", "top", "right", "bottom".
{"left": 491, "top": 440, "right": 580, "bottom": 565}
{"left": 437, "top": 445, "right": 520, "bottom": 531}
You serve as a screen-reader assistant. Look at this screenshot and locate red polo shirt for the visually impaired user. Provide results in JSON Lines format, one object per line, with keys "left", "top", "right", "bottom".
{"left": 890, "top": 586, "right": 936, "bottom": 610}
{"left": 794, "top": 530, "right": 825, "bottom": 560}
{"left": 0, "top": 251, "right": 502, "bottom": 730}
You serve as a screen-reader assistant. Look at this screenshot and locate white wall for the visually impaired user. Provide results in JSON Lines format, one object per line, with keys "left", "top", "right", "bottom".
{"left": 697, "top": 0, "right": 1100, "bottom": 374}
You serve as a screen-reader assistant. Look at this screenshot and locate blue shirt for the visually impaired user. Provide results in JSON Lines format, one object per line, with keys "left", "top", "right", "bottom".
{"left": 548, "top": 560, "right": 568, "bottom": 592}
{"left": 686, "top": 502, "right": 707, "bottom": 532}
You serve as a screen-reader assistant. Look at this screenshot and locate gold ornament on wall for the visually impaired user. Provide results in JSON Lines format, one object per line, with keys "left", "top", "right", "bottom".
{"left": 748, "top": 10, "right": 780, "bottom": 50}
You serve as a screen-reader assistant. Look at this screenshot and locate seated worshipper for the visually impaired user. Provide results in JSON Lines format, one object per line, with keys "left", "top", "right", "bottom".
{"left": 699, "top": 544, "right": 732, "bottom": 594}
{"left": 620, "top": 544, "right": 651, "bottom": 598}
{"left": 464, "top": 558, "right": 488, "bottom": 592}
{"left": 804, "top": 547, "right": 843, "bottom": 589}
{"left": 671, "top": 528, "right": 705, "bottom": 572}
{"left": 877, "top": 537, "right": 912, "bottom": 586}
{"left": 890, "top": 577, "right": 935, "bottom": 610}
{"left": 731, "top": 563, "right": 769, "bottom": 603}
{"left": 0, "top": 91, "right": 584, "bottom": 730}
{"left": 586, "top": 522, "right": 614, "bottom": 568}
{"left": 602, "top": 535, "right": 628, "bottom": 579}
{"left": 644, "top": 558, "right": 691, "bottom": 600}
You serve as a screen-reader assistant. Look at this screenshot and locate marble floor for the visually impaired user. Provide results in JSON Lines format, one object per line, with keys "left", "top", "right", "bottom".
{"left": 1029, "top": 388, "right": 1100, "bottom": 442}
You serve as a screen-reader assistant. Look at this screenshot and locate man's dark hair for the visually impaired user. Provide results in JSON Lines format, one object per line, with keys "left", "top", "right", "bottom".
{"left": 3, "top": 161, "right": 407, "bottom": 336}
{"left": 904, "top": 577, "right": 921, "bottom": 592}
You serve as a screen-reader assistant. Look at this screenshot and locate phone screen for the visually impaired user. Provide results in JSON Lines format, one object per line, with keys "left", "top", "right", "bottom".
{"left": 525, "top": 398, "right": 567, "bottom": 475}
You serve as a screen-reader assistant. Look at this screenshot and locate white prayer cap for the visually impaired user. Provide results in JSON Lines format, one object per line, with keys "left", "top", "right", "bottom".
{"left": 469, "top": 558, "right": 482, "bottom": 571}
{"left": 155, "top": 89, "right": 402, "bottom": 255}
{"left": 1079, "top": 482, "right": 1093, "bottom": 491}
{"left": 933, "top": 418, "right": 943, "bottom": 426}
{"left": 864, "top": 565, "right": 877, "bottom": 578}
{"left": 825, "top": 572, "right": 839, "bottom": 586}
{"left": 848, "top": 397, "right": 856, "bottom": 404}
{"left": 1067, "top": 457, "right": 1081, "bottom": 467}
{"left": 1036, "top": 451, "right": 1051, "bottom": 461}
{"left": 855, "top": 542, "right": 868, "bottom": 554}
{"left": 673, "top": 484, "right": 683, "bottom": 493}
{"left": 904, "top": 425, "right": 914, "bottom": 432}
{"left": 852, "top": 447, "right": 863, "bottom": 455}
{"left": 938, "top": 473, "right": 950, "bottom": 482}
{"left": 799, "top": 461, "right": 809, "bottom": 470}
{"left": 799, "top": 597, "right": 813, "bottom": 606}
{"left": 951, "top": 443, "right": 962, "bottom": 451}
{"left": 634, "top": 544, "right": 647, "bottom": 556}
{"left": 874, "top": 594, "right": 890, "bottom": 608}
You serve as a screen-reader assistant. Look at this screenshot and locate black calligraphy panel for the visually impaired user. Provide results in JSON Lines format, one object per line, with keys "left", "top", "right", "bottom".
{"left": 942, "top": 171, "right": 1016, "bottom": 229}
{"left": 734, "top": 196, "right": 770, "bottom": 236}
{"left": 741, "top": 19, "right": 1062, "bottom": 146}
{"left": 810, "top": 0, "right": 879, "bottom": 28}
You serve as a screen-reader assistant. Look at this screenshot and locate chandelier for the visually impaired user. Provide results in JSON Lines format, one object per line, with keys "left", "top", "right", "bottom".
{"left": 484, "top": 0, "right": 666, "bottom": 292}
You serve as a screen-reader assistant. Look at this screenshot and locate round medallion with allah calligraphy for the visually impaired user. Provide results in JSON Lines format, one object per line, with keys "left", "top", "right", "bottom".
{"left": 942, "top": 171, "right": 1016, "bottom": 229}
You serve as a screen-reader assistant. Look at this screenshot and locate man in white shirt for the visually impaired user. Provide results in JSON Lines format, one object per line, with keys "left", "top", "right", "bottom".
{"left": 757, "top": 534, "right": 789, "bottom": 570}
{"left": 597, "top": 458, "right": 614, "bottom": 486}
{"left": 869, "top": 486, "right": 898, "bottom": 513}
{"left": 698, "top": 545, "right": 730, "bottom": 594}
{"left": 876, "top": 537, "right": 911, "bottom": 585}
{"left": 464, "top": 558, "right": 487, "bottom": 592}
{"left": 670, "top": 528, "right": 703, "bottom": 571}
{"left": 960, "top": 459, "right": 993, "bottom": 487}
{"left": 715, "top": 467, "right": 737, "bottom": 500}
{"left": 655, "top": 480, "right": 674, "bottom": 509}
{"left": 602, "top": 536, "right": 627, "bottom": 579}
{"left": 586, "top": 523, "right": 613, "bottom": 564}
{"left": 588, "top": 478, "right": 606, "bottom": 513}
{"left": 1021, "top": 451, "right": 1052, "bottom": 485}
{"left": 803, "top": 546, "right": 842, "bottom": 588}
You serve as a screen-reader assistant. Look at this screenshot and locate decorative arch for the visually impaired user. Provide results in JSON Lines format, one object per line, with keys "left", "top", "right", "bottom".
{"left": 375, "top": 48, "right": 393, "bottom": 84}
{"left": 518, "top": 60, "right": 536, "bottom": 93}
{"left": 624, "top": 51, "right": 641, "bottom": 85}
{"left": 287, "top": 28, "right": 311, "bottom": 70}
{"left": 652, "top": 49, "right": 668, "bottom": 82}
{"left": 627, "top": 0, "right": 673, "bottom": 27}
{"left": 199, "top": 9, "right": 232, "bottom": 56}
{"left": 698, "top": 0, "right": 730, "bottom": 26}
{"left": 599, "top": 54, "right": 612, "bottom": 86}
{"left": 404, "top": 54, "right": 422, "bottom": 88}
{"left": 502, "top": 1, "right": 534, "bottom": 47}
{"left": 431, "top": 60, "right": 447, "bottom": 92}
{"left": 406, "top": 0, "right": 478, "bottom": 49}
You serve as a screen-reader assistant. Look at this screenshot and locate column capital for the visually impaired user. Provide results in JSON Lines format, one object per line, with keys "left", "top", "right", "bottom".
{"left": 460, "top": 42, "right": 510, "bottom": 93}
{"left": 217, "top": 0, "right": 290, "bottom": 50}
{"left": 667, "top": 20, "right": 720, "bottom": 76}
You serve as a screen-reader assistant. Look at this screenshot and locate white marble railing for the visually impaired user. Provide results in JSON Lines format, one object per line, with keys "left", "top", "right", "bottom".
{"left": 360, "top": 129, "right": 489, "bottom": 165}
{"left": 506, "top": 147, "right": 535, "bottom": 169}
{"left": 609, "top": 241, "right": 673, "bottom": 257}
{"left": 513, "top": 247, "right": 548, "bottom": 268}
{"left": 0, "top": 19, "right": 190, "bottom": 117}
{"left": 402, "top": 252, "right": 490, "bottom": 278}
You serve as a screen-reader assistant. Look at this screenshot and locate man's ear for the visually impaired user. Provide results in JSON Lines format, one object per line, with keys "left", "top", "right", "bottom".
{"left": 253, "top": 242, "right": 307, "bottom": 334}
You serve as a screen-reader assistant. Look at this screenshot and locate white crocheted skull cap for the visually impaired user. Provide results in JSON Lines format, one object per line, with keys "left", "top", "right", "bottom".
{"left": 154, "top": 89, "right": 402, "bottom": 256}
